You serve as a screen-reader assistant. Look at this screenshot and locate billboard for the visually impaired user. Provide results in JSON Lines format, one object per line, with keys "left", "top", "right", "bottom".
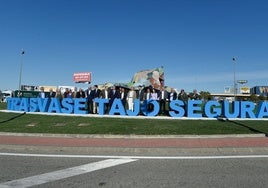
{"left": 252, "top": 86, "right": 268, "bottom": 96}
{"left": 21, "top": 85, "right": 39, "bottom": 91}
{"left": 73, "top": 72, "right": 91, "bottom": 83}
{"left": 240, "top": 86, "right": 250, "bottom": 94}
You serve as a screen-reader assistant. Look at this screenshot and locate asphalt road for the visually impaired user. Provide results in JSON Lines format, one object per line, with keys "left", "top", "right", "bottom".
{"left": 0, "top": 153, "right": 268, "bottom": 188}
{"left": 0, "top": 133, "right": 268, "bottom": 188}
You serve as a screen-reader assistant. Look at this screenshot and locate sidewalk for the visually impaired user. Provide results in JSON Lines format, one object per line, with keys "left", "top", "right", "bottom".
{"left": 0, "top": 132, "right": 267, "bottom": 148}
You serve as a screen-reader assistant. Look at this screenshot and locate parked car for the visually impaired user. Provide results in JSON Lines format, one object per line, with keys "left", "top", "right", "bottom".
{"left": 1, "top": 90, "right": 13, "bottom": 102}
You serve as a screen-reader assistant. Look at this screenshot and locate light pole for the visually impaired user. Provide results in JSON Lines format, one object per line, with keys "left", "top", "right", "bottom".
{"left": 18, "top": 49, "right": 25, "bottom": 97}
{"left": 232, "top": 57, "right": 237, "bottom": 101}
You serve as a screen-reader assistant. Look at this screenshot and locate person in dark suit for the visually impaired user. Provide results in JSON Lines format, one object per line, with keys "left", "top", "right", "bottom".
{"left": 136, "top": 85, "right": 145, "bottom": 114}
{"left": 168, "top": 88, "right": 178, "bottom": 112}
{"left": 189, "top": 89, "right": 200, "bottom": 100}
{"left": 168, "top": 88, "right": 177, "bottom": 101}
{"left": 75, "top": 88, "right": 85, "bottom": 98}
{"left": 143, "top": 88, "right": 153, "bottom": 112}
{"left": 136, "top": 85, "right": 145, "bottom": 102}
{"left": 48, "top": 88, "right": 55, "bottom": 98}
{"left": 120, "top": 87, "right": 127, "bottom": 109}
{"left": 86, "top": 86, "right": 95, "bottom": 114}
{"left": 108, "top": 86, "right": 120, "bottom": 109}
{"left": 178, "top": 89, "right": 188, "bottom": 116}
{"left": 158, "top": 87, "right": 168, "bottom": 114}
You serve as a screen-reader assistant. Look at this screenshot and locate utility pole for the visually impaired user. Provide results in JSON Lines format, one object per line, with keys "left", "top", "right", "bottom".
{"left": 18, "top": 49, "right": 25, "bottom": 97}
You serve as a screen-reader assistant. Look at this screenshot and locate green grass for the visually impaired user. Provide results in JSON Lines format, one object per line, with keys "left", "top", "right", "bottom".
{"left": 0, "top": 102, "right": 267, "bottom": 135}
{"left": 0, "top": 102, "right": 6, "bottom": 110}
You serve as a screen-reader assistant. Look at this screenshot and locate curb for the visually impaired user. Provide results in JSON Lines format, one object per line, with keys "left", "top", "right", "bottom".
{"left": 0, "top": 132, "right": 266, "bottom": 139}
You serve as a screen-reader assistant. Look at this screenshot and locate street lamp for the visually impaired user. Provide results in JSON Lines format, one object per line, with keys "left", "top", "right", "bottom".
{"left": 232, "top": 57, "right": 237, "bottom": 101}
{"left": 18, "top": 49, "right": 25, "bottom": 97}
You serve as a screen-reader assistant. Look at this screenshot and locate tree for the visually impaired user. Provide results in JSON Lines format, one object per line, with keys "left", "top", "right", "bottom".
{"left": 199, "top": 91, "right": 211, "bottom": 101}
{"left": 249, "top": 94, "right": 259, "bottom": 103}
{"left": 258, "top": 95, "right": 267, "bottom": 102}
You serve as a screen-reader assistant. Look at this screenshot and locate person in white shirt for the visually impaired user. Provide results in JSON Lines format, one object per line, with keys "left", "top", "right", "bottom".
{"left": 100, "top": 86, "right": 109, "bottom": 113}
{"left": 151, "top": 89, "right": 158, "bottom": 100}
{"left": 127, "top": 87, "right": 137, "bottom": 111}
{"left": 39, "top": 87, "right": 46, "bottom": 98}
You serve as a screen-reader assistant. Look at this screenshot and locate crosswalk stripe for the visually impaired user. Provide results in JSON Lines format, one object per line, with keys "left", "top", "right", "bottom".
{"left": 0, "top": 158, "right": 137, "bottom": 188}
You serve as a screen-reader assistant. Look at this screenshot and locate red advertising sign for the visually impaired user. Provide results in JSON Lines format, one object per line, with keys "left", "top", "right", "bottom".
{"left": 73, "top": 72, "right": 91, "bottom": 83}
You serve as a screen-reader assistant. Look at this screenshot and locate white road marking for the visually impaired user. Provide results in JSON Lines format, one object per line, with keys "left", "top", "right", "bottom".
{"left": 1, "top": 152, "right": 268, "bottom": 159}
{"left": 0, "top": 153, "right": 268, "bottom": 187}
{"left": 0, "top": 158, "right": 137, "bottom": 188}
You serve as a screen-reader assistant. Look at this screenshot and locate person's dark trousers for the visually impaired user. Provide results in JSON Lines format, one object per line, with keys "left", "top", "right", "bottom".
{"left": 159, "top": 99, "right": 166, "bottom": 114}
{"left": 87, "top": 101, "right": 93, "bottom": 114}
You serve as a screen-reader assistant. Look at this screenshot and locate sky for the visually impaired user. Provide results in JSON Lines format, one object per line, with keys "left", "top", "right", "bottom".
{"left": 1, "top": 0, "right": 268, "bottom": 93}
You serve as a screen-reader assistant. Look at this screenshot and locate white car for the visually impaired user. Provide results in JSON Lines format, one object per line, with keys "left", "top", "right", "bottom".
{"left": 1, "top": 90, "right": 13, "bottom": 102}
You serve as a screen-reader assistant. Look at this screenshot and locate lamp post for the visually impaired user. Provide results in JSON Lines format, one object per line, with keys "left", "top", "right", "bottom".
{"left": 18, "top": 49, "right": 25, "bottom": 97}
{"left": 232, "top": 57, "right": 237, "bottom": 101}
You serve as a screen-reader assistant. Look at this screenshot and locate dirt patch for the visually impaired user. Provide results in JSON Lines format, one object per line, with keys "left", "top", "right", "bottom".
{"left": 54, "top": 123, "right": 66, "bottom": 126}
{"left": 77, "top": 123, "right": 90, "bottom": 127}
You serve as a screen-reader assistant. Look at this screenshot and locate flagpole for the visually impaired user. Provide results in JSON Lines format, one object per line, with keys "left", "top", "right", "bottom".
{"left": 18, "top": 49, "right": 25, "bottom": 97}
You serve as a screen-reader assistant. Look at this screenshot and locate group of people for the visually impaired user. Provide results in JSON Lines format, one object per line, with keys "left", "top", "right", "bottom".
{"left": 141, "top": 87, "right": 200, "bottom": 114}
{"left": 38, "top": 85, "right": 201, "bottom": 115}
